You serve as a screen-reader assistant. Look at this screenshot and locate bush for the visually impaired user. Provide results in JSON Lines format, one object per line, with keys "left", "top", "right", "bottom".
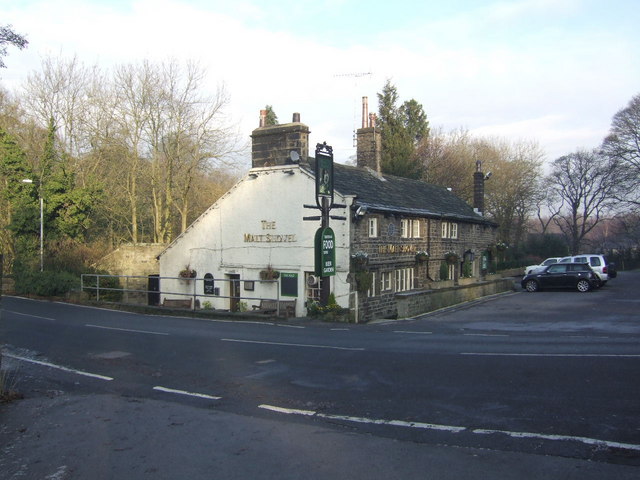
{"left": 14, "top": 269, "right": 80, "bottom": 297}
{"left": 439, "top": 262, "right": 449, "bottom": 281}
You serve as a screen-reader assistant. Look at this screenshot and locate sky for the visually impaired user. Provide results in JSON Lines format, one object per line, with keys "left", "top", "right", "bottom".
{"left": 1, "top": 0, "right": 639, "bottom": 167}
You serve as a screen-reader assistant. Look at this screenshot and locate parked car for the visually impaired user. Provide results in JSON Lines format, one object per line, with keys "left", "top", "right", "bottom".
{"left": 521, "top": 263, "right": 599, "bottom": 292}
{"left": 558, "top": 254, "right": 611, "bottom": 285}
{"left": 524, "top": 257, "right": 562, "bottom": 275}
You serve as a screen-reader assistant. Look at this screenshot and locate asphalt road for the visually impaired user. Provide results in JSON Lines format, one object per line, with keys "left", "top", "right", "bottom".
{"left": 1, "top": 271, "right": 639, "bottom": 478}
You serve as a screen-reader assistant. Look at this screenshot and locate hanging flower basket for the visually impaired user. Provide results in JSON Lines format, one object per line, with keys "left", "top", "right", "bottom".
{"left": 350, "top": 251, "right": 369, "bottom": 271}
{"left": 259, "top": 266, "right": 280, "bottom": 280}
{"left": 415, "top": 251, "right": 429, "bottom": 263}
{"left": 444, "top": 251, "right": 458, "bottom": 265}
{"left": 178, "top": 265, "right": 197, "bottom": 278}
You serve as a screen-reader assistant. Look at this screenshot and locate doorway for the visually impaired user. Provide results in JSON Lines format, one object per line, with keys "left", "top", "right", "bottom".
{"left": 227, "top": 274, "right": 241, "bottom": 311}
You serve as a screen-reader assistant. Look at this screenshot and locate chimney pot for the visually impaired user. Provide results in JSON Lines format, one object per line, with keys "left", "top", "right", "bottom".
{"left": 362, "top": 97, "right": 368, "bottom": 129}
{"left": 259, "top": 109, "right": 267, "bottom": 127}
{"left": 292, "top": 112, "right": 301, "bottom": 123}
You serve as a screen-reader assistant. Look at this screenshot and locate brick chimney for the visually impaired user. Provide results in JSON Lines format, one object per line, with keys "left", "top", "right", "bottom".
{"left": 473, "top": 159, "right": 485, "bottom": 215}
{"left": 251, "top": 112, "right": 310, "bottom": 168}
{"left": 356, "top": 97, "right": 382, "bottom": 173}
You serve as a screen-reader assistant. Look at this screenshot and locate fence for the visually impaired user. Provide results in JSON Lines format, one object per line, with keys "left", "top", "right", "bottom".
{"left": 79, "top": 274, "right": 292, "bottom": 316}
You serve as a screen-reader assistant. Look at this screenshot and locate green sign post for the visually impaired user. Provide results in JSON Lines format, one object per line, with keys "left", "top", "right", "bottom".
{"left": 315, "top": 227, "right": 336, "bottom": 277}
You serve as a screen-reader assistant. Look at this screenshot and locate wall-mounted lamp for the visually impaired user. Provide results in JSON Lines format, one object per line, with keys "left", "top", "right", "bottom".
{"left": 356, "top": 206, "right": 367, "bottom": 216}
{"left": 484, "top": 171, "right": 492, "bottom": 180}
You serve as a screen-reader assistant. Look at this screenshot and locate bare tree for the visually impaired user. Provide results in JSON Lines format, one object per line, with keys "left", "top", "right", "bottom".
{"left": 549, "top": 149, "right": 621, "bottom": 254}
{"left": 417, "top": 129, "right": 544, "bottom": 246}
{"left": 416, "top": 127, "right": 476, "bottom": 202}
{"left": 602, "top": 92, "right": 640, "bottom": 207}
{"left": 483, "top": 139, "right": 544, "bottom": 246}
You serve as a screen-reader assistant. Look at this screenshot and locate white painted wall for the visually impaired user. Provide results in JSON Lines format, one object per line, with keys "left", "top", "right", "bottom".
{"left": 159, "top": 164, "right": 353, "bottom": 316}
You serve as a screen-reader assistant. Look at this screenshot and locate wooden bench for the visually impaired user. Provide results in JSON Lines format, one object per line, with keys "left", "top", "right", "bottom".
{"left": 162, "top": 298, "right": 193, "bottom": 309}
{"left": 252, "top": 299, "right": 296, "bottom": 317}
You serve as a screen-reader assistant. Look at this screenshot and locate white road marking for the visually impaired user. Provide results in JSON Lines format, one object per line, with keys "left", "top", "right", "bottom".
{"left": 276, "top": 324, "right": 306, "bottom": 329}
{"left": 473, "top": 428, "right": 640, "bottom": 451}
{"left": 463, "top": 333, "right": 509, "bottom": 337}
{"left": 259, "top": 404, "right": 640, "bottom": 451}
{"left": 4, "top": 310, "right": 56, "bottom": 321}
{"left": 221, "top": 338, "right": 365, "bottom": 351}
{"left": 153, "top": 386, "right": 221, "bottom": 400}
{"left": 394, "top": 330, "right": 433, "bottom": 335}
{"left": 85, "top": 324, "right": 169, "bottom": 336}
{"left": 259, "top": 404, "right": 463, "bottom": 433}
{"left": 4, "top": 353, "right": 114, "bottom": 381}
{"left": 460, "top": 352, "right": 640, "bottom": 358}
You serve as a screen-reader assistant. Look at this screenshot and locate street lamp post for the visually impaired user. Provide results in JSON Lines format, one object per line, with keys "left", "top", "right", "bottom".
{"left": 21, "top": 179, "right": 44, "bottom": 272}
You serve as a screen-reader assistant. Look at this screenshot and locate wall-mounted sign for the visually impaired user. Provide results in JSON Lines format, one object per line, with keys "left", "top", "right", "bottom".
{"left": 314, "top": 227, "right": 336, "bottom": 277}
{"left": 378, "top": 244, "right": 418, "bottom": 254}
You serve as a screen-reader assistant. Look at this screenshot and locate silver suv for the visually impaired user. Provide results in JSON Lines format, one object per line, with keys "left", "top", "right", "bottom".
{"left": 558, "top": 254, "right": 611, "bottom": 285}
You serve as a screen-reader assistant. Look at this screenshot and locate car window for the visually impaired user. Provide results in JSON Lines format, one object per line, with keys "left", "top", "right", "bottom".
{"left": 574, "top": 257, "right": 586, "bottom": 263}
{"left": 547, "top": 265, "right": 566, "bottom": 273}
{"left": 559, "top": 258, "right": 571, "bottom": 263}
{"left": 590, "top": 257, "right": 601, "bottom": 266}
{"left": 568, "top": 264, "right": 588, "bottom": 272}
{"left": 543, "top": 259, "right": 557, "bottom": 266}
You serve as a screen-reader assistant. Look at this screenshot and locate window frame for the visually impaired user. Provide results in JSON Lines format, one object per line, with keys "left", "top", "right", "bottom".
{"left": 368, "top": 217, "right": 378, "bottom": 238}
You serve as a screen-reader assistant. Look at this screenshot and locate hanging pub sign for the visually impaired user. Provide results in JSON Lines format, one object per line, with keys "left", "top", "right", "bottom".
{"left": 314, "top": 227, "right": 336, "bottom": 277}
{"left": 315, "top": 142, "right": 334, "bottom": 205}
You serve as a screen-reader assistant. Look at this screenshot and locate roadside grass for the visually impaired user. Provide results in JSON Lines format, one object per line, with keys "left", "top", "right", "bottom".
{"left": 0, "top": 359, "right": 24, "bottom": 403}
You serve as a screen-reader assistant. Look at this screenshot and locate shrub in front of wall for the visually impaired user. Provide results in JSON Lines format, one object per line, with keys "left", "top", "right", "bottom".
{"left": 14, "top": 269, "right": 80, "bottom": 297}
{"left": 439, "top": 261, "right": 449, "bottom": 281}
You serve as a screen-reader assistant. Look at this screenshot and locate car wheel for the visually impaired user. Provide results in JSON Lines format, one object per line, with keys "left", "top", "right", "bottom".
{"left": 525, "top": 280, "right": 539, "bottom": 292}
{"left": 576, "top": 280, "right": 591, "bottom": 292}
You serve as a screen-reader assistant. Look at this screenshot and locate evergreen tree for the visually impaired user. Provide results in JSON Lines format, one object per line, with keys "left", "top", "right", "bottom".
{"left": 376, "top": 80, "right": 428, "bottom": 179}
{"left": 264, "top": 105, "right": 278, "bottom": 126}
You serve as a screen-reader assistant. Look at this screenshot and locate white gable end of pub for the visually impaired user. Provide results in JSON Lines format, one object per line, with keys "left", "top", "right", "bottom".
{"left": 159, "top": 163, "right": 352, "bottom": 317}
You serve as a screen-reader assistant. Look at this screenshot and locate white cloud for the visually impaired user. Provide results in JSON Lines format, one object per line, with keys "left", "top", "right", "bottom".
{"left": 2, "top": 0, "right": 638, "bottom": 167}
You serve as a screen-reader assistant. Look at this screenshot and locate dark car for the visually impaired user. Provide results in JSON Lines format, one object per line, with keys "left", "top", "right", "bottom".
{"left": 521, "top": 262, "right": 599, "bottom": 293}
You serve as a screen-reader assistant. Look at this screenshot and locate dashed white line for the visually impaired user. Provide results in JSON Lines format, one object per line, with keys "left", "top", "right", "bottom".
{"left": 86, "top": 324, "right": 169, "bottom": 336}
{"left": 473, "top": 428, "right": 640, "bottom": 451}
{"left": 460, "top": 352, "right": 640, "bottom": 358}
{"left": 259, "top": 404, "right": 640, "bottom": 451}
{"left": 4, "top": 310, "right": 56, "bottom": 321}
{"left": 4, "top": 353, "right": 114, "bottom": 381}
{"left": 394, "top": 330, "right": 433, "bottom": 335}
{"left": 153, "top": 386, "right": 221, "bottom": 400}
{"left": 463, "top": 333, "right": 509, "bottom": 337}
{"left": 221, "top": 338, "right": 365, "bottom": 351}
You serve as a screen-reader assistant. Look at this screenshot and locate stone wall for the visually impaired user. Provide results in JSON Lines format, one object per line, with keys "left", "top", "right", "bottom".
{"left": 395, "top": 277, "right": 515, "bottom": 319}
{"left": 95, "top": 243, "right": 165, "bottom": 277}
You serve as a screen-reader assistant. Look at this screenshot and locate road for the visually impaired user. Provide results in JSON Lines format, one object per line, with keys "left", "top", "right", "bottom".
{"left": 1, "top": 271, "right": 639, "bottom": 478}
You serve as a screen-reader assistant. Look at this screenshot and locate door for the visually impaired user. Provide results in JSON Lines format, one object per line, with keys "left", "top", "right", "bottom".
{"left": 227, "top": 274, "right": 241, "bottom": 312}
{"left": 147, "top": 274, "right": 160, "bottom": 306}
{"left": 543, "top": 264, "right": 568, "bottom": 288}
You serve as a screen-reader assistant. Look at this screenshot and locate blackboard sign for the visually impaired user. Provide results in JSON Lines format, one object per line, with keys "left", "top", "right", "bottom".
{"left": 204, "top": 273, "right": 215, "bottom": 295}
{"left": 280, "top": 272, "right": 298, "bottom": 297}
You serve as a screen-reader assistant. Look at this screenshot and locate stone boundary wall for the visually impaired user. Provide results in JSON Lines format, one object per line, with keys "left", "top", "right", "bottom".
{"left": 395, "top": 277, "right": 516, "bottom": 319}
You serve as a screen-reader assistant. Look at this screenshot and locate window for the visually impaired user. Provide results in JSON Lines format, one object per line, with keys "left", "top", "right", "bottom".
{"left": 401, "top": 219, "right": 421, "bottom": 238}
{"left": 367, "top": 272, "right": 377, "bottom": 297}
{"left": 368, "top": 217, "right": 378, "bottom": 238}
{"left": 441, "top": 221, "right": 458, "bottom": 239}
{"left": 394, "top": 267, "right": 415, "bottom": 292}
{"left": 381, "top": 271, "right": 392, "bottom": 292}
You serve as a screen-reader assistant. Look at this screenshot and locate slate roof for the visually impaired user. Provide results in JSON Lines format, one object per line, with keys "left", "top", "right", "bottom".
{"left": 303, "top": 159, "right": 494, "bottom": 225}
